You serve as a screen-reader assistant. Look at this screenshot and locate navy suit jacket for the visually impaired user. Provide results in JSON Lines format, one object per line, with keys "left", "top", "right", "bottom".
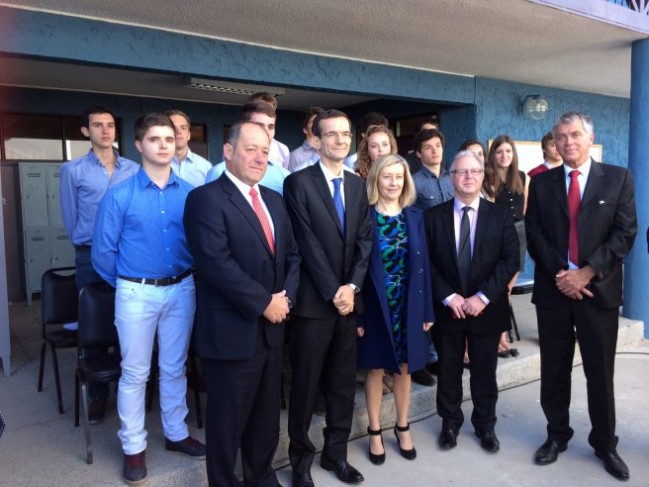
{"left": 283, "top": 163, "right": 372, "bottom": 318}
{"left": 357, "top": 206, "right": 435, "bottom": 373}
{"left": 424, "top": 198, "right": 519, "bottom": 335}
{"left": 525, "top": 161, "right": 636, "bottom": 309}
{"left": 183, "top": 174, "right": 301, "bottom": 360}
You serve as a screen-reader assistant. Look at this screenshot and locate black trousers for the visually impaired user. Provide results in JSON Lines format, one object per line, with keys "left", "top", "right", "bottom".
{"left": 288, "top": 314, "right": 357, "bottom": 474}
{"left": 537, "top": 303, "right": 619, "bottom": 453}
{"left": 433, "top": 325, "right": 500, "bottom": 434}
{"left": 202, "top": 326, "right": 281, "bottom": 487}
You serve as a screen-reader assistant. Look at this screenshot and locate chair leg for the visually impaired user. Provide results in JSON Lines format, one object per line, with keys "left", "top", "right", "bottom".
{"left": 80, "top": 380, "right": 93, "bottom": 464}
{"left": 74, "top": 372, "right": 80, "bottom": 427}
{"left": 509, "top": 303, "right": 521, "bottom": 341}
{"left": 50, "top": 344, "right": 64, "bottom": 414}
{"left": 37, "top": 343, "right": 46, "bottom": 392}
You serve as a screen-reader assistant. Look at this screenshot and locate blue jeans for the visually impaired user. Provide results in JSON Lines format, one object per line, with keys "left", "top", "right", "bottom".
{"left": 75, "top": 246, "right": 109, "bottom": 401}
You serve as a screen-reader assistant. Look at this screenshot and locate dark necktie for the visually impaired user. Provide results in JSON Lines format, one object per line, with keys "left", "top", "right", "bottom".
{"left": 458, "top": 206, "right": 472, "bottom": 296}
{"left": 568, "top": 170, "right": 581, "bottom": 265}
{"left": 332, "top": 177, "right": 345, "bottom": 233}
{"left": 249, "top": 187, "right": 275, "bottom": 255}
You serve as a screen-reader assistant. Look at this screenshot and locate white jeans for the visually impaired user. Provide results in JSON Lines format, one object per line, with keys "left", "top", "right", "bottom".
{"left": 115, "top": 275, "right": 196, "bottom": 455}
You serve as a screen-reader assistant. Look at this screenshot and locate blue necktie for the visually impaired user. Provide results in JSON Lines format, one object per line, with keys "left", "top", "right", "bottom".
{"left": 332, "top": 177, "right": 345, "bottom": 233}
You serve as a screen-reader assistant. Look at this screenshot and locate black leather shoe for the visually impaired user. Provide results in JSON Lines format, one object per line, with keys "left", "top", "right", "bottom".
{"left": 394, "top": 423, "right": 417, "bottom": 460}
{"left": 411, "top": 369, "right": 436, "bottom": 386}
{"left": 438, "top": 428, "right": 458, "bottom": 450}
{"left": 292, "top": 471, "right": 315, "bottom": 487}
{"left": 475, "top": 430, "right": 500, "bottom": 453}
{"left": 534, "top": 439, "right": 567, "bottom": 465}
{"left": 367, "top": 426, "right": 385, "bottom": 465}
{"left": 596, "top": 449, "right": 630, "bottom": 481}
{"left": 320, "top": 457, "right": 364, "bottom": 484}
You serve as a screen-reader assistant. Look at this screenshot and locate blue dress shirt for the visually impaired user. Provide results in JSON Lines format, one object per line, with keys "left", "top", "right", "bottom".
{"left": 288, "top": 139, "right": 319, "bottom": 172}
{"left": 60, "top": 149, "right": 139, "bottom": 245}
{"left": 171, "top": 148, "right": 212, "bottom": 187}
{"left": 412, "top": 166, "right": 454, "bottom": 210}
{"left": 206, "top": 160, "right": 290, "bottom": 195}
{"left": 91, "top": 168, "right": 194, "bottom": 287}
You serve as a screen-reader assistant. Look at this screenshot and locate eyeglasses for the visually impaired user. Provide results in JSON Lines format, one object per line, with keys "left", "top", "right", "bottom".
{"left": 451, "top": 168, "right": 484, "bottom": 177}
{"left": 321, "top": 131, "right": 353, "bottom": 139}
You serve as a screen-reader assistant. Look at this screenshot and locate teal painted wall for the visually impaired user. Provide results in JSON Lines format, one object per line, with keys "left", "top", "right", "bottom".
{"left": 475, "top": 78, "right": 630, "bottom": 167}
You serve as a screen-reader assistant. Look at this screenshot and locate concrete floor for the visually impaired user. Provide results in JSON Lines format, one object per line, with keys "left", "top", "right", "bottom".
{"left": 0, "top": 295, "right": 647, "bottom": 486}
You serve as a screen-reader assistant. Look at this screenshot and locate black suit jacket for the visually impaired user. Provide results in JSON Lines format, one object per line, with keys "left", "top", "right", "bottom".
{"left": 525, "top": 161, "right": 637, "bottom": 309}
{"left": 283, "top": 164, "right": 372, "bottom": 318}
{"left": 183, "top": 174, "right": 301, "bottom": 360}
{"left": 424, "top": 198, "right": 519, "bottom": 335}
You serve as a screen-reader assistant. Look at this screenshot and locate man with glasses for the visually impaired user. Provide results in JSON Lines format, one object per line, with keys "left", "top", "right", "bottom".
{"left": 424, "top": 151, "right": 519, "bottom": 454}
{"left": 284, "top": 109, "right": 372, "bottom": 487}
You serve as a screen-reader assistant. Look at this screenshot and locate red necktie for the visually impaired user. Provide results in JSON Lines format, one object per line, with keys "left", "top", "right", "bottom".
{"left": 249, "top": 187, "right": 275, "bottom": 255}
{"left": 568, "top": 170, "right": 581, "bottom": 265}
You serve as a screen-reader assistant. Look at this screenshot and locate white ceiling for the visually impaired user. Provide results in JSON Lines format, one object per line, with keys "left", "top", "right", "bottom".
{"left": 1, "top": 0, "right": 647, "bottom": 103}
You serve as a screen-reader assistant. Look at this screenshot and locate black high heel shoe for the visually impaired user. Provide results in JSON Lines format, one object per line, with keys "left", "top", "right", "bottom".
{"left": 367, "top": 426, "right": 385, "bottom": 465}
{"left": 394, "top": 423, "right": 417, "bottom": 460}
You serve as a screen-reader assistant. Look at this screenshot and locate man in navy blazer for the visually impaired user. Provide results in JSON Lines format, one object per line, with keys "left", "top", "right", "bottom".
{"left": 425, "top": 151, "right": 519, "bottom": 454}
{"left": 184, "top": 121, "right": 301, "bottom": 486}
{"left": 284, "top": 110, "right": 372, "bottom": 486}
{"left": 526, "top": 112, "right": 636, "bottom": 481}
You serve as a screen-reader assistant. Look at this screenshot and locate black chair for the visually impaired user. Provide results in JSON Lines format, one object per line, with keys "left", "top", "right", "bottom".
{"left": 74, "top": 283, "right": 120, "bottom": 464}
{"left": 38, "top": 267, "right": 78, "bottom": 414}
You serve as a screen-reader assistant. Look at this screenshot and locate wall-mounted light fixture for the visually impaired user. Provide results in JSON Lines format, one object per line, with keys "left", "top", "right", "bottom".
{"left": 521, "top": 95, "right": 549, "bottom": 120}
{"left": 182, "top": 77, "right": 285, "bottom": 97}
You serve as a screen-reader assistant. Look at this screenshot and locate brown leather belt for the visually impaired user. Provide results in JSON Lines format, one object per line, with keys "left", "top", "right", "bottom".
{"left": 118, "top": 269, "right": 193, "bottom": 287}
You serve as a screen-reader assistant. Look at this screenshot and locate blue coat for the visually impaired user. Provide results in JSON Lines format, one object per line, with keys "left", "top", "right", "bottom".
{"left": 357, "top": 206, "right": 435, "bottom": 373}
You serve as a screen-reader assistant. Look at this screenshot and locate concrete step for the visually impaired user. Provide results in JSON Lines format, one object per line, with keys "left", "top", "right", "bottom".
{"left": 1, "top": 297, "right": 644, "bottom": 486}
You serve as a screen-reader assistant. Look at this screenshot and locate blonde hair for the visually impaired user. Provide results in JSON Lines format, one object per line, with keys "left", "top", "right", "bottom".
{"left": 366, "top": 154, "right": 416, "bottom": 208}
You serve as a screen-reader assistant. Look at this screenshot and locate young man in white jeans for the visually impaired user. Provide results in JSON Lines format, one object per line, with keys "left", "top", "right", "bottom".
{"left": 93, "top": 112, "right": 205, "bottom": 485}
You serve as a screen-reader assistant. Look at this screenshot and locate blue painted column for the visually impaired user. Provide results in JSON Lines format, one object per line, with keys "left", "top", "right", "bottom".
{"left": 623, "top": 38, "right": 649, "bottom": 336}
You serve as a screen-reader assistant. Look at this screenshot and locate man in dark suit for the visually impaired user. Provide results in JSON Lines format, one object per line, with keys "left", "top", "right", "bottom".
{"left": 184, "top": 121, "right": 301, "bottom": 487}
{"left": 525, "top": 111, "right": 637, "bottom": 481}
{"left": 284, "top": 110, "right": 372, "bottom": 486}
{"left": 424, "top": 150, "right": 519, "bottom": 454}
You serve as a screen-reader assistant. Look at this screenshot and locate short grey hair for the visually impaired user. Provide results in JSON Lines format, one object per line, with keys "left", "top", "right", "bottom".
{"left": 552, "top": 111, "right": 593, "bottom": 137}
{"left": 450, "top": 150, "right": 484, "bottom": 173}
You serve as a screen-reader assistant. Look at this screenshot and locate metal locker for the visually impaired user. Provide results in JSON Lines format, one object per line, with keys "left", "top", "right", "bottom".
{"left": 49, "top": 226, "right": 74, "bottom": 268}
{"left": 19, "top": 163, "right": 49, "bottom": 227}
{"left": 24, "top": 227, "right": 51, "bottom": 303}
{"left": 47, "top": 164, "right": 63, "bottom": 226}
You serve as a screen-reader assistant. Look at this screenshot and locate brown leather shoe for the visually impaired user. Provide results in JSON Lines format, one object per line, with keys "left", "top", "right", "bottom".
{"left": 123, "top": 451, "right": 147, "bottom": 485}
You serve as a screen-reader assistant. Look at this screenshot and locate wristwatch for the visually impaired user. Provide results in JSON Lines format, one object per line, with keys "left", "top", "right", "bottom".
{"left": 347, "top": 283, "right": 360, "bottom": 294}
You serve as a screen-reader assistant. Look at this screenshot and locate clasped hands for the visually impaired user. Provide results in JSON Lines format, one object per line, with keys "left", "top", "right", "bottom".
{"left": 263, "top": 290, "right": 290, "bottom": 323}
{"left": 333, "top": 285, "right": 355, "bottom": 316}
{"left": 448, "top": 294, "right": 486, "bottom": 319}
{"left": 555, "top": 267, "right": 595, "bottom": 300}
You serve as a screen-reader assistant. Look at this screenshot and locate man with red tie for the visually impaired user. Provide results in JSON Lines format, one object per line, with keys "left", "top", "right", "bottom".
{"left": 525, "top": 112, "right": 637, "bottom": 481}
{"left": 184, "top": 121, "right": 301, "bottom": 486}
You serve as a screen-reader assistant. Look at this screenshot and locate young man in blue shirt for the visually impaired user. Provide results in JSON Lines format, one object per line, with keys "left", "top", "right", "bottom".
{"left": 92, "top": 113, "right": 205, "bottom": 485}
{"left": 60, "top": 105, "right": 139, "bottom": 422}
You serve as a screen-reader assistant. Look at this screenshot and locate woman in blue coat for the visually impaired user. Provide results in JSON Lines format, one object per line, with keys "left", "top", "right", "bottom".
{"left": 357, "top": 154, "right": 435, "bottom": 465}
